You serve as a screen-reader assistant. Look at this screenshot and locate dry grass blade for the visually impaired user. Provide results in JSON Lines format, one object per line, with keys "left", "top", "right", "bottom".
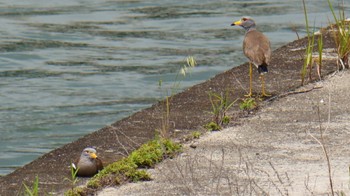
{"left": 307, "top": 90, "right": 334, "bottom": 196}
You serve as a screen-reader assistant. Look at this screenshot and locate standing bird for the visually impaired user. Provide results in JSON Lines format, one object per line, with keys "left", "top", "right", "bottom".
{"left": 231, "top": 17, "right": 271, "bottom": 97}
{"left": 72, "top": 147, "right": 103, "bottom": 177}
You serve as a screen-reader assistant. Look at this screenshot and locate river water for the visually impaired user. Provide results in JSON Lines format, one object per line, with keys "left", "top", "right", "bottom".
{"left": 0, "top": 0, "right": 344, "bottom": 175}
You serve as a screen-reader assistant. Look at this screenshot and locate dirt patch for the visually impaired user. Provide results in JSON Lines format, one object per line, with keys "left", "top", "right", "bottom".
{"left": 0, "top": 30, "right": 340, "bottom": 195}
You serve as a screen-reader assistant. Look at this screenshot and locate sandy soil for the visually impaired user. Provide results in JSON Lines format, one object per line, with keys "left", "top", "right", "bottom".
{"left": 99, "top": 71, "right": 350, "bottom": 195}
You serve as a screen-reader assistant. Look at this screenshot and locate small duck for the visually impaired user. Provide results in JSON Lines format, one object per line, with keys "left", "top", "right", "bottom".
{"left": 72, "top": 147, "right": 103, "bottom": 177}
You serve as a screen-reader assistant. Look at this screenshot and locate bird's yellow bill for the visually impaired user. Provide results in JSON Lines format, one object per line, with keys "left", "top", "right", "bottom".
{"left": 90, "top": 153, "right": 97, "bottom": 159}
{"left": 231, "top": 20, "right": 242, "bottom": 26}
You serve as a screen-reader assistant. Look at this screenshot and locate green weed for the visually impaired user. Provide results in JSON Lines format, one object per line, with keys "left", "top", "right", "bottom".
{"left": 23, "top": 175, "right": 39, "bottom": 196}
{"left": 205, "top": 121, "right": 221, "bottom": 131}
{"left": 63, "top": 164, "right": 79, "bottom": 195}
{"left": 191, "top": 131, "right": 201, "bottom": 139}
{"left": 327, "top": 0, "right": 350, "bottom": 69}
{"left": 64, "top": 187, "right": 84, "bottom": 196}
{"left": 301, "top": 0, "right": 317, "bottom": 85}
{"left": 207, "top": 90, "right": 237, "bottom": 130}
{"left": 222, "top": 115, "right": 230, "bottom": 124}
{"left": 239, "top": 98, "right": 257, "bottom": 111}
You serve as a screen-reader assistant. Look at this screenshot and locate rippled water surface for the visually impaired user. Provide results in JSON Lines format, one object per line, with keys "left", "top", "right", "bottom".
{"left": 0, "top": 0, "right": 345, "bottom": 175}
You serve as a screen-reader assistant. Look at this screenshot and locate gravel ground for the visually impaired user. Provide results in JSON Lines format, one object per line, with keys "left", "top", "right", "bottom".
{"left": 99, "top": 71, "right": 350, "bottom": 195}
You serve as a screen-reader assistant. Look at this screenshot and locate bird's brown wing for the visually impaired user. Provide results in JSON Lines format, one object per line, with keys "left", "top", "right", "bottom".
{"left": 96, "top": 158, "right": 104, "bottom": 172}
{"left": 243, "top": 30, "right": 271, "bottom": 66}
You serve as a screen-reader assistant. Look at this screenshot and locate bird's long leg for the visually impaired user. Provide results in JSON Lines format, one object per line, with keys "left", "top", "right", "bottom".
{"left": 245, "top": 62, "right": 253, "bottom": 97}
{"left": 260, "top": 74, "right": 271, "bottom": 97}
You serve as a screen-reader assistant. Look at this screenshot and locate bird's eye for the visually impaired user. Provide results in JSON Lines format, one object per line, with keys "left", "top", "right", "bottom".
{"left": 242, "top": 18, "right": 247, "bottom": 21}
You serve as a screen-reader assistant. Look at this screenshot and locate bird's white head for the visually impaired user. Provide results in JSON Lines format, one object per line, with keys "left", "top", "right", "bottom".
{"left": 81, "top": 147, "right": 98, "bottom": 160}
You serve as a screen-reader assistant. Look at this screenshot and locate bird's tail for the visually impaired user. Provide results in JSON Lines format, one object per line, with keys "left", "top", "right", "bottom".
{"left": 258, "top": 63, "right": 268, "bottom": 75}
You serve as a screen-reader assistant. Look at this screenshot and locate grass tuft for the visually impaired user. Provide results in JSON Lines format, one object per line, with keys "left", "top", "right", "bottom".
{"left": 206, "top": 89, "right": 237, "bottom": 131}
{"left": 64, "top": 187, "right": 84, "bottom": 196}
{"left": 239, "top": 98, "right": 257, "bottom": 111}
{"left": 301, "top": 0, "right": 317, "bottom": 85}
{"left": 64, "top": 164, "right": 79, "bottom": 194}
{"left": 191, "top": 131, "right": 201, "bottom": 139}
{"left": 23, "top": 175, "right": 39, "bottom": 196}
{"left": 205, "top": 121, "right": 222, "bottom": 131}
{"left": 327, "top": 0, "right": 350, "bottom": 69}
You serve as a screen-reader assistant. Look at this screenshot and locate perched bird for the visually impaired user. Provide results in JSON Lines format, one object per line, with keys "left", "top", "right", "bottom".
{"left": 72, "top": 147, "right": 103, "bottom": 177}
{"left": 231, "top": 17, "right": 271, "bottom": 97}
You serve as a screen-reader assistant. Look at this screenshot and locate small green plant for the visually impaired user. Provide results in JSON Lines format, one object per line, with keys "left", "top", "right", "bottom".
{"left": 301, "top": 0, "right": 317, "bottom": 85}
{"left": 64, "top": 187, "right": 84, "bottom": 196}
{"left": 239, "top": 97, "right": 257, "bottom": 111}
{"left": 327, "top": 0, "right": 350, "bottom": 69}
{"left": 205, "top": 121, "right": 221, "bottom": 131}
{"left": 23, "top": 175, "right": 39, "bottom": 196}
{"left": 207, "top": 90, "right": 237, "bottom": 129}
{"left": 222, "top": 115, "right": 230, "bottom": 124}
{"left": 64, "top": 165, "right": 79, "bottom": 195}
{"left": 191, "top": 131, "right": 201, "bottom": 139}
